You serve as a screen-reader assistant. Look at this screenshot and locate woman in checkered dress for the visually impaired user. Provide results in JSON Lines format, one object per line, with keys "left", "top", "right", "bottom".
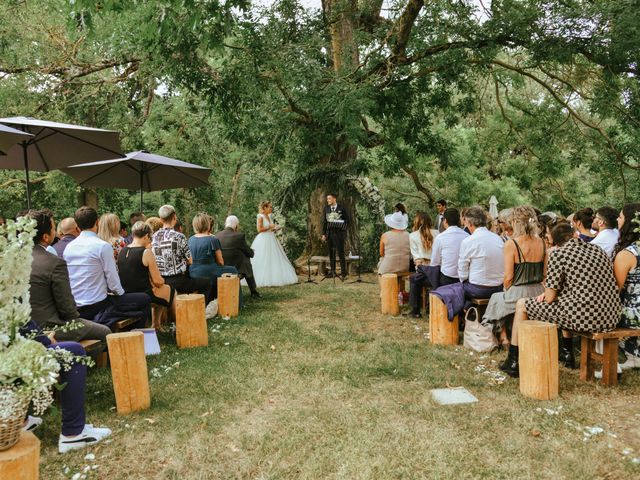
{"left": 500, "top": 223, "right": 620, "bottom": 377}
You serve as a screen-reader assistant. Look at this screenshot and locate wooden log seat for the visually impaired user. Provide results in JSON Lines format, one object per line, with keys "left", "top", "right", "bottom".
{"left": 174, "top": 294, "right": 208, "bottom": 348}
{"left": 113, "top": 317, "right": 140, "bottom": 332}
{"left": 309, "top": 255, "right": 360, "bottom": 276}
{"left": 380, "top": 273, "right": 400, "bottom": 316}
{"left": 217, "top": 274, "right": 240, "bottom": 318}
{"left": 106, "top": 332, "right": 151, "bottom": 414}
{"left": 428, "top": 294, "right": 459, "bottom": 345}
{"left": 519, "top": 321, "right": 559, "bottom": 400}
{"left": 0, "top": 432, "right": 39, "bottom": 480}
{"left": 574, "top": 328, "right": 640, "bottom": 386}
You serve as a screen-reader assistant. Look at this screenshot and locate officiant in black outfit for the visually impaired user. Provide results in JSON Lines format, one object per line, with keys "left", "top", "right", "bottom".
{"left": 322, "top": 193, "right": 349, "bottom": 279}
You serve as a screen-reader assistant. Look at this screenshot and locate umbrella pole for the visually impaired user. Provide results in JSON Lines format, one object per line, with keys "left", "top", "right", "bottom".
{"left": 140, "top": 172, "right": 143, "bottom": 213}
{"left": 22, "top": 142, "right": 31, "bottom": 210}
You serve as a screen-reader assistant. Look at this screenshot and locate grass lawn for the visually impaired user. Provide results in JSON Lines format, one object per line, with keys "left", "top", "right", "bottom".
{"left": 39, "top": 275, "right": 640, "bottom": 479}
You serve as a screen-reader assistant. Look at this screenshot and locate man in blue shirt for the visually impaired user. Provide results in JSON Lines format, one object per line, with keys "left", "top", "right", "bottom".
{"left": 64, "top": 207, "right": 151, "bottom": 327}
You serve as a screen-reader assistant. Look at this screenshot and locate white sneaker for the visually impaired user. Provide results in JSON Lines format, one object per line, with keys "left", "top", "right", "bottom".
{"left": 58, "top": 424, "right": 112, "bottom": 453}
{"left": 22, "top": 416, "right": 42, "bottom": 432}
{"left": 594, "top": 364, "right": 623, "bottom": 379}
{"left": 619, "top": 355, "right": 640, "bottom": 370}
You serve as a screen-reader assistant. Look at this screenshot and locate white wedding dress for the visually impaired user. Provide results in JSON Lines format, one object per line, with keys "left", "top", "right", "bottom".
{"left": 250, "top": 213, "right": 299, "bottom": 287}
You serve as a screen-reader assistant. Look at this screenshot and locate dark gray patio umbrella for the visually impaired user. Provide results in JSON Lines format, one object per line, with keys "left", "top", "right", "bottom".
{"left": 0, "top": 124, "right": 33, "bottom": 155}
{"left": 63, "top": 150, "right": 212, "bottom": 211}
{"left": 0, "top": 116, "right": 124, "bottom": 208}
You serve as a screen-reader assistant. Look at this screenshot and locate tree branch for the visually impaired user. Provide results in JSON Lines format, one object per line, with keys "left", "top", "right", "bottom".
{"left": 401, "top": 166, "right": 435, "bottom": 204}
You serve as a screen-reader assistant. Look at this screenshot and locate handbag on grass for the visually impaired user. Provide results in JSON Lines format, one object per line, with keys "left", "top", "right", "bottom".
{"left": 463, "top": 307, "right": 498, "bottom": 353}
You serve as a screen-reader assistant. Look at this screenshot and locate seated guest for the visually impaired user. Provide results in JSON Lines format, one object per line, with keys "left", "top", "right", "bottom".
{"left": 118, "top": 221, "right": 175, "bottom": 307}
{"left": 119, "top": 221, "right": 128, "bottom": 240}
{"left": 64, "top": 207, "right": 151, "bottom": 327}
{"left": 98, "top": 213, "right": 125, "bottom": 261}
{"left": 482, "top": 206, "right": 545, "bottom": 346}
{"left": 458, "top": 206, "right": 504, "bottom": 311}
{"left": 145, "top": 216, "right": 163, "bottom": 234}
{"left": 188, "top": 213, "right": 238, "bottom": 298}
{"left": 409, "top": 212, "right": 438, "bottom": 267}
{"left": 501, "top": 223, "right": 620, "bottom": 377}
{"left": 152, "top": 205, "right": 213, "bottom": 300}
{"left": 573, "top": 207, "right": 595, "bottom": 243}
{"left": 20, "top": 322, "right": 112, "bottom": 453}
{"left": 537, "top": 212, "right": 559, "bottom": 249}
{"left": 124, "top": 212, "right": 145, "bottom": 244}
{"left": 408, "top": 208, "right": 468, "bottom": 317}
{"left": 592, "top": 206, "right": 619, "bottom": 258}
{"left": 377, "top": 211, "right": 410, "bottom": 274}
{"left": 496, "top": 209, "right": 514, "bottom": 242}
{"left": 53, "top": 217, "right": 80, "bottom": 257}
{"left": 174, "top": 219, "right": 184, "bottom": 234}
{"left": 216, "top": 215, "right": 260, "bottom": 298}
{"left": 613, "top": 203, "right": 640, "bottom": 369}
{"left": 27, "top": 209, "right": 110, "bottom": 344}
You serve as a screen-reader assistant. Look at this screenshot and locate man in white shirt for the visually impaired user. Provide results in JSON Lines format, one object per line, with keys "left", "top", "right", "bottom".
{"left": 64, "top": 207, "right": 151, "bottom": 327}
{"left": 407, "top": 208, "right": 468, "bottom": 317}
{"left": 458, "top": 207, "right": 504, "bottom": 311}
{"left": 591, "top": 206, "right": 619, "bottom": 259}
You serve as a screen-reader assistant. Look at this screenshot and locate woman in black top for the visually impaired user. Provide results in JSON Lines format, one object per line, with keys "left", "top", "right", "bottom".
{"left": 118, "top": 221, "right": 175, "bottom": 308}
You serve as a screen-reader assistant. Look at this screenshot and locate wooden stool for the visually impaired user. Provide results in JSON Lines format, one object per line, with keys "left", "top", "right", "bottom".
{"left": 429, "top": 294, "right": 459, "bottom": 345}
{"left": 0, "top": 432, "right": 39, "bottom": 480}
{"left": 519, "top": 321, "right": 559, "bottom": 400}
{"left": 174, "top": 294, "right": 208, "bottom": 348}
{"left": 106, "top": 332, "right": 151, "bottom": 414}
{"left": 114, "top": 317, "right": 139, "bottom": 332}
{"left": 380, "top": 273, "right": 399, "bottom": 315}
{"left": 218, "top": 274, "right": 240, "bottom": 318}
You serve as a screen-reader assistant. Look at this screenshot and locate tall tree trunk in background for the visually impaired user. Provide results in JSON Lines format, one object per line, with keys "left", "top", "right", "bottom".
{"left": 78, "top": 187, "right": 98, "bottom": 210}
{"left": 300, "top": 0, "right": 360, "bottom": 265}
{"left": 227, "top": 161, "right": 243, "bottom": 216}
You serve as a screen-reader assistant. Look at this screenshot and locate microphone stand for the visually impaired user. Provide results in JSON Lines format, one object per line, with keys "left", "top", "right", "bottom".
{"left": 347, "top": 234, "right": 372, "bottom": 284}
{"left": 305, "top": 254, "right": 318, "bottom": 284}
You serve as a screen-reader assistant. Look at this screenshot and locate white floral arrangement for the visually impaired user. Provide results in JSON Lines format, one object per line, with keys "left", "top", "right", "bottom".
{"left": 0, "top": 217, "right": 86, "bottom": 418}
{"left": 270, "top": 206, "right": 288, "bottom": 253}
{"left": 347, "top": 175, "right": 386, "bottom": 219}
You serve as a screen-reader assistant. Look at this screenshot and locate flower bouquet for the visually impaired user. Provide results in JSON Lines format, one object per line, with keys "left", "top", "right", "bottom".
{"left": 0, "top": 217, "right": 79, "bottom": 450}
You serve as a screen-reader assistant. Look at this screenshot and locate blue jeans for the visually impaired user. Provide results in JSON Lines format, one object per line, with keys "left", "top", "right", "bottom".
{"left": 49, "top": 342, "right": 87, "bottom": 436}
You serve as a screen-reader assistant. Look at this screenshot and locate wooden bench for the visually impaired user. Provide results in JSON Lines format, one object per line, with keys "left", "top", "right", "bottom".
{"left": 310, "top": 255, "right": 359, "bottom": 276}
{"left": 114, "top": 317, "right": 140, "bottom": 333}
{"left": 574, "top": 328, "right": 640, "bottom": 386}
{"left": 79, "top": 339, "right": 108, "bottom": 368}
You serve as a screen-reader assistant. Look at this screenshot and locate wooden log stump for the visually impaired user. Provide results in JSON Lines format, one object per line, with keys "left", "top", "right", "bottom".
{"left": 0, "top": 432, "right": 39, "bottom": 480}
{"left": 380, "top": 273, "right": 399, "bottom": 315}
{"left": 106, "top": 332, "right": 151, "bottom": 414}
{"left": 174, "top": 294, "right": 208, "bottom": 348}
{"left": 218, "top": 274, "right": 240, "bottom": 318}
{"left": 429, "top": 294, "right": 459, "bottom": 345}
{"left": 519, "top": 321, "right": 559, "bottom": 400}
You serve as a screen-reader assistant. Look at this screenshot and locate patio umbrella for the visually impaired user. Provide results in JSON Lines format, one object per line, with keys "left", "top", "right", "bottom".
{"left": 63, "top": 150, "right": 212, "bottom": 211}
{"left": 0, "top": 116, "right": 123, "bottom": 208}
{"left": 0, "top": 124, "right": 33, "bottom": 155}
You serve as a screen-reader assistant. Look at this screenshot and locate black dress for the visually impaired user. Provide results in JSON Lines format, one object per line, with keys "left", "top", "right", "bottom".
{"left": 118, "top": 246, "right": 173, "bottom": 306}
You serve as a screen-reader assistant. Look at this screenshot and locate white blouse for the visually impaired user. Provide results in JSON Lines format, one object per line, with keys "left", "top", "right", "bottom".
{"left": 409, "top": 229, "right": 439, "bottom": 260}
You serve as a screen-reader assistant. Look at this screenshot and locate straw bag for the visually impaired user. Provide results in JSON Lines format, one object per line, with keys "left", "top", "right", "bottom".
{"left": 463, "top": 307, "right": 498, "bottom": 353}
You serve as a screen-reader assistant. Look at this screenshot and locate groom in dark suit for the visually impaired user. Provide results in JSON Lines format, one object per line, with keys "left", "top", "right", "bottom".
{"left": 322, "top": 193, "right": 349, "bottom": 279}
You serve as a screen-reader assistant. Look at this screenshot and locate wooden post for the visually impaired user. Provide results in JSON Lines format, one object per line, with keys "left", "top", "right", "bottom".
{"left": 174, "top": 294, "right": 208, "bottom": 348}
{"left": 602, "top": 338, "right": 619, "bottom": 386}
{"left": 428, "top": 294, "right": 459, "bottom": 345}
{"left": 519, "top": 321, "right": 559, "bottom": 400}
{"left": 218, "top": 274, "right": 240, "bottom": 318}
{"left": 106, "top": 332, "right": 151, "bottom": 414}
{"left": 0, "top": 432, "right": 39, "bottom": 480}
{"left": 380, "top": 273, "right": 399, "bottom": 315}
{"left": 579, "top": 336, "right": 595, "bottom": 382}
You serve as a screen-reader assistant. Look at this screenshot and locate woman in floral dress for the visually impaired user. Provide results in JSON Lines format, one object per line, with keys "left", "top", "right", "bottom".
{"left": 613, "top": 203, "right": 640, "bottom": 368}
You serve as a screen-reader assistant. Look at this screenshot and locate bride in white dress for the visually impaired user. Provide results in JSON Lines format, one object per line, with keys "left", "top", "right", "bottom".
{"left": 250, "top": 201, "right": 299, "bottom": 287}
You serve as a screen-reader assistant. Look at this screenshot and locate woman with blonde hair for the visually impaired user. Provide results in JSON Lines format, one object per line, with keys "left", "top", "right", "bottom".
{"left": 482, "top": 206, "right": 546, "bottom": 347}
{"left": 409, "top": 212, "right": 438, "bottom": 266}
{"left": 250, "top": 201, "right": 298, "bottom": 287}
{"left": 97, "top": 213, "right": 125, "bottom": 261}
{"left": 145, "top": 217, "right": 163, "bottom": 234}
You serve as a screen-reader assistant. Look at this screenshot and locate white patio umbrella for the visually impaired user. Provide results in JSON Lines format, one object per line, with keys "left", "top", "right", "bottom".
{"left": 489, "top": 196, "right": 499, "bottom": 218}
{"left": 0, "top": 124, "right": 33, "bottom": 155}
{"left": 0, "top": 116, "right": 124, "bottom": 208}
{"left": 63, "top": 150, "right": 212, "bottom": 211}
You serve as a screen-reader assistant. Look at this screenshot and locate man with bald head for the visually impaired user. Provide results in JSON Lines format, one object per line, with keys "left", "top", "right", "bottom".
{"left": 216, "top": 215, "right": 260, "bottom": 298}
{"left": 53, "top": 217, "right": 80, "bottom": 257}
